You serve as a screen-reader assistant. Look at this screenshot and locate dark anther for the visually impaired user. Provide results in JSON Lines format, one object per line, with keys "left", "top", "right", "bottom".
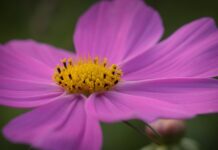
{"left": 104, "top": 83, "right": 109, "bottom": 88}
{"left": 114, "top": 80, "right": 118, "bottom": 84}
{"left": 112, "top": 71, "right": 115, "bottom": 75}
{"left": 60, "top": 76, "right": 64, "bottom": 80}
{"left": 57, "top": 68, "right": 61, "bottom": 73}
{"left": 68, "top": 74, "right": 72, "bottom": 79}
{"left": 63, "top": 62, "right": 67, "bottom": 68}
{"left": 83, "top": 80, "right": 85, "bottom": 83}
{"left": 78, "top": 86, "right": 81, "bottom": 90}
{"left": 58, "top": 81, "right": 62, "bottom": 84}
{"left": 72, "top": 85, "right": 76, "bottom": 88}
{"left": 65, "top": 84, "right": 67, "bottom": 86}
{"left": 103, "top": 73, "right": 106, "bottom": 79}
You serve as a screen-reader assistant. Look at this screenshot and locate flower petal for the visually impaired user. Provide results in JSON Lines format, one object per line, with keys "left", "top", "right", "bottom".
{"left": 2, "top": 40, "right": 74, "bottom": 68}
{"left": 0, "top": 40, "right": 75, "bottom": 81}
{"left": 116, "top": 78, "right": 218, "bottom": 115}
{"left": 74, "top": 0, "right": 163, "bottom": 63}
{"left": 3, "top": 96, "right": 102, "bottom": 150}
{"left": 0, "top": 40, "right": 73, "bottom": 108}
{"left": 86, "top": 92, "right": 190, "bottom": 123}
{"left": 0, "top": 77, "right": 63, "bottom": 108}
{"left": 0, "top": 47, "right": 50, "bottom": 81}
{"left": 121, "top": 18, "right": 218, "bottom": 80}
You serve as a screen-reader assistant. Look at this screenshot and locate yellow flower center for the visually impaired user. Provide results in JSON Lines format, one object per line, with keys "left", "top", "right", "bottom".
{"left": 53, "top": 57, "right": 122, "bottom": 95}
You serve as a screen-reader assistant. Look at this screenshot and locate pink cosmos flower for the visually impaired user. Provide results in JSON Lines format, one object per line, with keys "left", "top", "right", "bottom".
{"left": 1, "top": 0, "right": 218, "bottom": 150}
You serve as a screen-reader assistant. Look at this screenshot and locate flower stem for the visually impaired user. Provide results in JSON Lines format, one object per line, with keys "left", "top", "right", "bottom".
{"left": 123, "top": 121, "right": 162, "bottom": 145}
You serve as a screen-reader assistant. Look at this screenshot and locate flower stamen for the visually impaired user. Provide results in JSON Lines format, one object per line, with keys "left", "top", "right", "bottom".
{"left": 53, "top": 57, "right": 122, "bottom": 95}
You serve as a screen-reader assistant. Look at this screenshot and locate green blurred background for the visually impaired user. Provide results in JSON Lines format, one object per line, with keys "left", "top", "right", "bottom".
{"left": 0, "top": 0, "right": 218, "bottom": 149}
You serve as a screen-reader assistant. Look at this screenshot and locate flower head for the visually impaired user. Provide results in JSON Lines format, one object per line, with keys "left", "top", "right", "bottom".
{"left": 53, "top": 57, "right": 122, "bottom": 95}
{"left": 1, "top": 0, "right": 218, "bottom": 150}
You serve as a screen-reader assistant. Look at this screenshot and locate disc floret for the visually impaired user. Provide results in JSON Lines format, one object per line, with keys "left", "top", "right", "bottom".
{"left": 53, "top": 57, "right": 122, "bottom": 95}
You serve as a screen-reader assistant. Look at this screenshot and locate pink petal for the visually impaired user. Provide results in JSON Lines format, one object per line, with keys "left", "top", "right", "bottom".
{"left": 74, "top": 0, "right": 163, "bottom": 63}
{"left": 121, "top": 18, "right": 218, "bottom": 80}
{"left": 117, "top": 78, "right": 218, "bottom": 115}
{"left": 3, "top": 96, "right": 102, "bottom": 150}
{"left": 0, "top": 47, "right": 51, "bottom": 81}
{"left": 0, "top": 77, "right": 63, "bottom": 108}
{"left": 2, "top": 40, "right": 74, "bottom": 68}
{"left": 0, "top": 40, "right": 74, "bottom": 81}
{"left": 86, "top": 92, "right": 190, "bottom": 123}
